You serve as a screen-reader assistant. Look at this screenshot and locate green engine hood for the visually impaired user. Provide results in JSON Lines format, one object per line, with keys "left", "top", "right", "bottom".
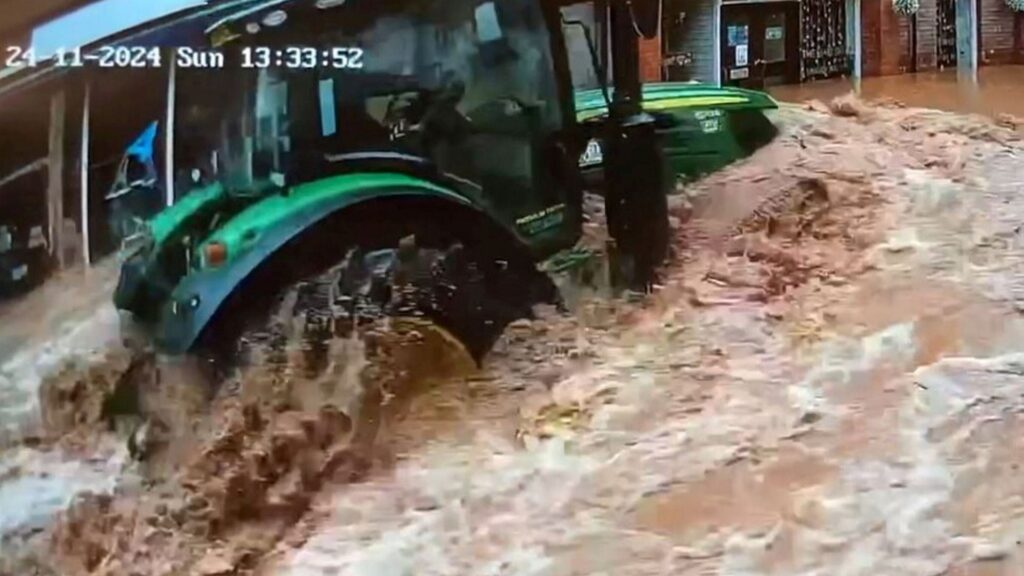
{"left": 146, "top": 182, "right": 226, "bottom": 246}
{"left": 574, "top": 82, "right": 779, "bottom": 122}
{"left": 574, "top": 82, "right": 780, "bottom": 182}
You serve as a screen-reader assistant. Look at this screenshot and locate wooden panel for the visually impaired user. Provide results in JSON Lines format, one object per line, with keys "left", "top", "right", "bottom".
{"left": 1016, "top": 13, "right": 1024, "bottom": 63}
{"left": 899, "top": 13, "right": 912, "bottom": 71}
{"left": 979, "top": 0, "right": 1015, "bottom": 64}
{"left": 664, "top": 0, "right": 717, "bottom": 82}
{"left": 916, "top": 0, "right": 938, "bottom": 69}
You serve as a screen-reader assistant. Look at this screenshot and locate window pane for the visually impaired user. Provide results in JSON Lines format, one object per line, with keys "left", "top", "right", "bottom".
{"left": 764, "top": 14, "right": 785, "bottom": 63}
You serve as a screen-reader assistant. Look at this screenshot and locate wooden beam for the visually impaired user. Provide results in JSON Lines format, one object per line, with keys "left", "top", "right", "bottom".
{"left": 80, "top": 82, "right": 91, "bottom": 267}
{"left": 47, "top": 89, "right": 66, "bottom": 269}
{"left": 1015, "top": 13, "right": 1023, "bottom": 65}
{"left": 0, "top": 158, "right": 47, "bottom": 191}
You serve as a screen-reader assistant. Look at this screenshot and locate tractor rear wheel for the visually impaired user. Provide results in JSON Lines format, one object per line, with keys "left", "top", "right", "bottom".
{"left": 245, "top": 230, "right": 553, "bottom": 451}
{"left": 200, "top": 206, "right": 560, "bottom": 374}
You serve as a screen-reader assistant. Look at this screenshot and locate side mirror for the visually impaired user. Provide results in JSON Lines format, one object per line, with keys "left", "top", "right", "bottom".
{"left": 630, "top": 0, "right": 661, "bottom": 40}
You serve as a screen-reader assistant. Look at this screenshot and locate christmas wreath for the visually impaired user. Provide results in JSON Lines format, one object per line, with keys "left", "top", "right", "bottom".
{"left": 892, "top": 0, "right": 920, "bottom": 15}
{"left": 1006, "top": 0, "right": 1024, "bottom": 12}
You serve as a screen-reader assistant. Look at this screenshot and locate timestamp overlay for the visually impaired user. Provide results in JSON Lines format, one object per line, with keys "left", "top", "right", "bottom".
{"left": 240, "top": 46, "right": 365, "bottom": 70}
{"left": 3, "top": 45, "right": 364, "bottom": 71}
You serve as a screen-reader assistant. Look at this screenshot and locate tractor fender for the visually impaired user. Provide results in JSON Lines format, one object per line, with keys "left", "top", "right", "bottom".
{"left": 155, "top": 173, "right": 513, "bottom": 355}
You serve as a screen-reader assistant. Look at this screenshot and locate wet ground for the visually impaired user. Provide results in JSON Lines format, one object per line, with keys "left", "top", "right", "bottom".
{"left": 3, "top": 94, "right": 1024, "bottom": 575}
{"left": 771, "top": 66, "right": 1024, "bottom": 119}
{"left": 266, "top": 101, "right": 1024, "bottom": 576}
{"left": 0, "top": 258, "right": 121, "bottom": 444}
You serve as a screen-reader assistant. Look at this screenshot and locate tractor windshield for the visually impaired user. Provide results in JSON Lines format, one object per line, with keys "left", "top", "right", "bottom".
{"left": 195, "top": 0, "right": 565, "bottom": 210}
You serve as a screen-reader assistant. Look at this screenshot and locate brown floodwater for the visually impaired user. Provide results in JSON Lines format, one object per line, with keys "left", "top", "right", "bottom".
{"left": 770, "top": 65, "right": 1024, "bottom": 119}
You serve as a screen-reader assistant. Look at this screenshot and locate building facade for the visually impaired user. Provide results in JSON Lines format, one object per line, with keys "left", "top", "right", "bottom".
{"left": 656, "top": 0, "right": 1023, "bottom": 87}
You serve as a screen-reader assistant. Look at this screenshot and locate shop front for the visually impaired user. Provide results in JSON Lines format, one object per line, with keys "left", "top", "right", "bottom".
{"left": 720, "top": 0, "right": 801, "bottom": 88}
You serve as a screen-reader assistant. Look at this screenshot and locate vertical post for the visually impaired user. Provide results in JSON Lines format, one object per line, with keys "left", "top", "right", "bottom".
{"left": 80, "top": 82, "right": 91, "bottom": 267}
{"left": 164, "top": 50, "right": 176, "bottom": 207}
{"left": 47, "top": 90, "right": 66, "bottom": 269}
{"left": 956, "top": 0, "right": 977, "bottom": 76}
{"left": 602, "top": 1, "right": 669, "bottom": 292}
{"left": 713, "top": 0, "right": 723, "bottom": 85}
{"left": 851, "top": 0, "right": 863, "bottom": 80}
{"left": 609, "top": 0, "right": 641, "bottom": 111}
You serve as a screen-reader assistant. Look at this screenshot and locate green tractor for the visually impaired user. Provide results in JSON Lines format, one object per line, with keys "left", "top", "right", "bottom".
{"left": 114, "top": 0, "right": 776, "bottom": 365}
{"left": 576, "top": 82, "right": 778, "bottom": 183}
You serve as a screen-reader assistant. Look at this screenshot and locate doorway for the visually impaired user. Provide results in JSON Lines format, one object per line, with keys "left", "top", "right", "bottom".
{"left": 721, "top": 2, "right": 800, "bottom": 89}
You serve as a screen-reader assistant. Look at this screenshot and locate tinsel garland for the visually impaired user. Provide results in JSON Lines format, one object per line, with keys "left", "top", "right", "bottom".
{"left": 892, "top": 0, "right": 920, "bottom": 15}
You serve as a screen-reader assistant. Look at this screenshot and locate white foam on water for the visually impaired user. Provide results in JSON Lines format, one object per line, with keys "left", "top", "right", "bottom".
{"left": 0, "top": 305, "right": 121, "bottom": 443}
{"left": 0, "top": 442, "right": 128, "bottom": 540}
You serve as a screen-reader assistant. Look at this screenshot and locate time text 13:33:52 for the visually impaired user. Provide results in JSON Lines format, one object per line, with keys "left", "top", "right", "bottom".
{"left": 241, "top": 46, "right": 364, "bottom": 69}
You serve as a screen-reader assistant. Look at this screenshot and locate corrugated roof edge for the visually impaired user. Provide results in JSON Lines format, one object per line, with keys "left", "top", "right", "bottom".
{"left": 0, "top": 0, "right": 266, "bottom": 100}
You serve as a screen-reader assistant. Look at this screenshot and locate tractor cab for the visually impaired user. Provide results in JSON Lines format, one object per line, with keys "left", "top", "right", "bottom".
{"left": 185, "top": 0, "right": 585, "bottom": 252}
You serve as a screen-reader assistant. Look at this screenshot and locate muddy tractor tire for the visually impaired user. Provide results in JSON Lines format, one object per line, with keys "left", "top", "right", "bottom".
{"left": 200, "top": 200, "right": 560, "bottom": 369}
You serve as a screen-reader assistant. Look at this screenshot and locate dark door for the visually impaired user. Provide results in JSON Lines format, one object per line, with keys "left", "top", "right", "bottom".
{"left": 722, "top": 9, "right": 755, "bottom": 87}
{"left": 721, "top": 2, "right": 800, "bottom": 89}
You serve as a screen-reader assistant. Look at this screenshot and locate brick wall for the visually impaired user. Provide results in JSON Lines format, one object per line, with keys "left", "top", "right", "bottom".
{"left": 857, "top": 0, "right": 1022, "bottom": 77}
{"left": 862, "top": 0, "right": 882, "bottom": 75}
{"left": 880, "top": 0, "right": 904, "bottom": 73}
{"left": 862, "top": 0, "right": 904, "bottom": 75}
{"left": 640, "top": 32, "right": 663, "bottom": 81}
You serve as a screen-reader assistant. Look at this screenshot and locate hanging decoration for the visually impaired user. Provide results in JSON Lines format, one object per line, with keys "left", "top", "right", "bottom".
{"left": 801, "top": 0, "right": 850, "bottom": 81}
{"left": 892, "top": 0, "right": 920, "bottom": 15}
{"left": 937, "top": 0, "right": 957, "bottom": 67}
{"left": 1006, "top": 0, "right": 1024, "bottom": 12}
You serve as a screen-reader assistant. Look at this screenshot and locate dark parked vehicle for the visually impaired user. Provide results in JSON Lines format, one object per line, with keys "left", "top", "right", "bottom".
{"left": 0, "top": 223, "right": 49, "bottom": 298}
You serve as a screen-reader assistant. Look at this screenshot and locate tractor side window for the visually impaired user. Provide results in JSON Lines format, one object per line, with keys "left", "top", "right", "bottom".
{"left": 451, "top": 0, "right": 563, "bottom": 213}
{"left": 318, "top": 78, "right": 337, "bottom": 137}
{"left": 254, "top": 69, "right": 291, "bottom": 173}
{"left": 253, "top": 0, "right": 565, "bottom": 219}
{"left": 474, "top": 3, "right": 504, "bottom": 42}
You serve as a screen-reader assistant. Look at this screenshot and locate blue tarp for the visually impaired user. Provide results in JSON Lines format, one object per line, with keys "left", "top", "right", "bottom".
{"left": 126, "top": 122, "right": 159, "bottom": 164}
